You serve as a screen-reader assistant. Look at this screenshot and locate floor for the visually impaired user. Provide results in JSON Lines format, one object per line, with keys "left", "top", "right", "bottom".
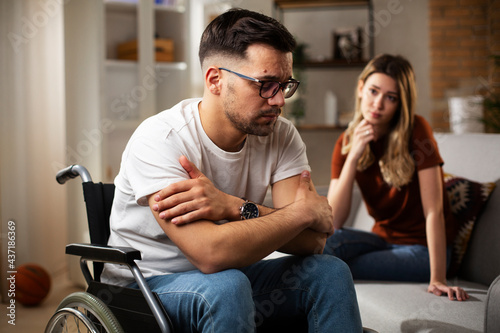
{"left": 0, "top": 273, "right": 84, "bottom": 333}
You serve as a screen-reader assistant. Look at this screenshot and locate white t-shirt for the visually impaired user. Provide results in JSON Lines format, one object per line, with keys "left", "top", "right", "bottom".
{"left": 101, "top": 98, "right": 310, "bottom": 286}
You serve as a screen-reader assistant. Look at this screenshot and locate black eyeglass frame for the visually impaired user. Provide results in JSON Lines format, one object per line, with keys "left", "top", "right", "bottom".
{"left": 218, "top": 67, "right": 300, "bottom": 99}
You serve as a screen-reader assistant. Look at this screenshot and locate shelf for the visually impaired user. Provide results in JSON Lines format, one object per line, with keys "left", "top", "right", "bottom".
{"left": 275, "top": 0, "right": 370, "bottom": 9}
{"left": 155, "top": 3, "right": 185, "bottom": 13}
{"left": 156, "top": 61, "right": 187, "bottom": 71}
{"left": 104, "top": 0, "right": 136, "bottom": 12}
{"left": 105, "top": 59, "right": 137, "bottom": 69}
{"left": 104, "top": 0, "right": 185, "bottom": 13}
{"left": 300, "top": 59, "right": 368, "bottom": 68}
{"left": 105, "top": 59, "right": 187, "bottom": 71}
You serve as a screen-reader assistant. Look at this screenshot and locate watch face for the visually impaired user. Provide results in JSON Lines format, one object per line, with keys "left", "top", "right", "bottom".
{"left": 241, "top": 202, "right": 259, "bottom": 219}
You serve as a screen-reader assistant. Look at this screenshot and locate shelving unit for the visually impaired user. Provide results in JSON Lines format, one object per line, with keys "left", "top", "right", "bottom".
{"left": 275, "top": 0, "right": 373, "bottom": 64}
{"left": 274, "top": 0, "right": 373, "bottom": 126}
{"left": 102, "top": 0, "right": 190, "bottom": 181}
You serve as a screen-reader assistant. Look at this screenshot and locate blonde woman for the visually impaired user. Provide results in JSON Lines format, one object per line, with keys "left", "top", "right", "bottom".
{"left": 325, "top": 54, "right": 468, "bottom": 301}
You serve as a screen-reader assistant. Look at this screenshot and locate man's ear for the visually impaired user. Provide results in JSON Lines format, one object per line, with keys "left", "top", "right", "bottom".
{"left": 357, "top": 79, "right": 364, "bottom": 99}
{"left": 205, "top": 67, "right": 221, "bottom": 95}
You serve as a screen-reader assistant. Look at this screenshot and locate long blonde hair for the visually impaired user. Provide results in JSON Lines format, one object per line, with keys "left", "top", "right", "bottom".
{"left": 342, "top": 54, "right": 417, "bottom": 189}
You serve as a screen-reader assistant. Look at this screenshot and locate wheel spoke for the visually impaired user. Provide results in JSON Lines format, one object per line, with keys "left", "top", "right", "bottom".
{"left": 44, "top": 292, "right": 123, "bottom": 333}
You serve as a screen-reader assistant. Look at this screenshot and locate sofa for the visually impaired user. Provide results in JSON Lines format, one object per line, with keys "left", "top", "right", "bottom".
{"left": 333, "top": 133, "right": 500, "bottom": 333}
{"left": 265, "top": 132, "right": 499, "bottom": 332}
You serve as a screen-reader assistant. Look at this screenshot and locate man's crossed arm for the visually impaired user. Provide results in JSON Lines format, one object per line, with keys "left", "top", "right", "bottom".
{"left": 148, "top": 156, "right": 334, "bottom": 274}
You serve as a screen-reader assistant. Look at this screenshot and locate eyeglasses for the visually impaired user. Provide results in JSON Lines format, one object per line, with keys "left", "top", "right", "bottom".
{"left": 219, "top": 67, "right": 300, "bottom": 99}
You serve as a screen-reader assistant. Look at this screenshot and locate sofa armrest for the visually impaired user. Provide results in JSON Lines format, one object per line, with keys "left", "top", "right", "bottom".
{"left": 485, "top": 274, "right": 500, "bottom": 333}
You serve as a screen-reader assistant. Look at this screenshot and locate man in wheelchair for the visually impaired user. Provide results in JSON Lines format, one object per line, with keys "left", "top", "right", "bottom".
{"left": 101, "top": 8, "right": 362, "bottom": 332}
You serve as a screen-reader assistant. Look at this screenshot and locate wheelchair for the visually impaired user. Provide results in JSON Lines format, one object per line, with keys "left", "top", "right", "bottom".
{"left": 45, "top": 165, "right": 369, "bottom": 332}
{"left": 45, "top": 165, "right": 173, "bottom": 333}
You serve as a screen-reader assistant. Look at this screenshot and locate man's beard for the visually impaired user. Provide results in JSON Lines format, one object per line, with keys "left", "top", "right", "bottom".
{"left": 224, "top": 107, "right": 281, "bottom": 136}
{"left": 223, "top": 92, "right": 281, "bottom": 136}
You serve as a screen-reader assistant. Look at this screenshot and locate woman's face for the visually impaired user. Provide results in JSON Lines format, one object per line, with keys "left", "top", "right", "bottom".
{"left": 357, "top": 72, "right": 400, "bottom": 129}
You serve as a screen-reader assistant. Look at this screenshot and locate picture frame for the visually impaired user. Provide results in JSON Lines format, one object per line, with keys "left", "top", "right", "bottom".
{"left": 333, "top": 27, "right": 363, "bottom": 62}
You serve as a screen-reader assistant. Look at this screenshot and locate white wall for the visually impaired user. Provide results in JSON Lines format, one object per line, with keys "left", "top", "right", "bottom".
{"left": 63, "top": 0, "right": 106, "bottom": 286}
{"left": 372, "top": 0, "right": 430, "bottom": 121}
{"left": 236, "top": 0, "right": 273, "bottom": 14}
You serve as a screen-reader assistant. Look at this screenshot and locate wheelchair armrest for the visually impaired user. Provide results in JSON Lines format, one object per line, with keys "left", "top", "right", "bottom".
{"left": 66, "top": 243, "right": 173, "bottom": 333}
{"left": 66, "top": 243, "right": 142, "bottom": 266}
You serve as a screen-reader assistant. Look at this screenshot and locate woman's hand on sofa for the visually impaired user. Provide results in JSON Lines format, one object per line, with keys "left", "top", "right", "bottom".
{"left": 427, "top": 281, "right": 469, "bottom": 301}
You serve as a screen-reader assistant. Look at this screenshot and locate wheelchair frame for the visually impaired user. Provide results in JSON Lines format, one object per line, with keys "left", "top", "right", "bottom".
{"left": 45, "top": 165, "right": 173, "bottom": 333}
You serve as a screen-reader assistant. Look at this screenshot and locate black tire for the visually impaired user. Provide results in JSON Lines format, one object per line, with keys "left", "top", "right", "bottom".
{"left": 45, "top": 292, "right": 124, "bottom": 333}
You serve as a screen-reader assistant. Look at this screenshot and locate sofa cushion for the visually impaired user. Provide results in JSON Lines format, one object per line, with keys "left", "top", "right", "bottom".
{"left": 434, "top": 133, "right": 500, "bottom": 285}
{"left": 355, "top": 279, "right": 489, "bottom": 333}
{"left": 444, "top": 172, "right": 496, "bottom": 277}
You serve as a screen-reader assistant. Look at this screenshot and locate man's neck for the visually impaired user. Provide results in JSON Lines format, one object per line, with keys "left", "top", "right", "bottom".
{"left": 198, "top": 100, "right": 247, "bottom": 152}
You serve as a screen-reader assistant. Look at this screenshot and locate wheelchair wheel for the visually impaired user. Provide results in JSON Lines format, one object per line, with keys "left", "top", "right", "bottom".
{"left": 45, "top": 292, "right": 124, "bottom": 333}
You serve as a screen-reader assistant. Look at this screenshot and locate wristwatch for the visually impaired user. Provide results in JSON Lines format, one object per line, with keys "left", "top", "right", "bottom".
{"left": 239, "top": 198, "right": 259, "bottom": 220}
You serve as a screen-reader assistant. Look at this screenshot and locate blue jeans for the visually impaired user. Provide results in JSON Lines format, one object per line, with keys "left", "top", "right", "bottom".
{"left": 324, "top": 228, "right": 451, "bottom": 282}
{"left": 131, "top": 255, "right": 362, "bottom": 333}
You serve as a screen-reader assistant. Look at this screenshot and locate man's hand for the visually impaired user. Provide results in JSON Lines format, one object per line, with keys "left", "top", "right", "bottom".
{"left": 152, "top": 156, "right": 231, "bottom": 224}
{"left": 294, "top": 170, "right": 335, "bottom": 237}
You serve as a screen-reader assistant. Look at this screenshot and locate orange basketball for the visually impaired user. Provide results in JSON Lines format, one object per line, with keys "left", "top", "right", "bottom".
{"left": 14, "top": 263, "right": 51, "bottom": 306}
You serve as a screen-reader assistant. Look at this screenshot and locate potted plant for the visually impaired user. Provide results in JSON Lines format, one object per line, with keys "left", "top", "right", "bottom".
{"left": 483, "top": 55, "right": 500, "bottom": 133}
{"left": 287, "top": 42, "right": 308, "bottom": 125}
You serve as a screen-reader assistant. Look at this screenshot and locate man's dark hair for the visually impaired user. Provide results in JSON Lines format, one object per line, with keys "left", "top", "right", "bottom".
{"left": 199, "top": 8, "right": 296, "bottom": 67}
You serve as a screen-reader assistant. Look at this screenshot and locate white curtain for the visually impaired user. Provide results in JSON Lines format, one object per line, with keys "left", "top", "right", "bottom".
{"left": 0, "top": 0, "right": 68, "bottom": 291}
